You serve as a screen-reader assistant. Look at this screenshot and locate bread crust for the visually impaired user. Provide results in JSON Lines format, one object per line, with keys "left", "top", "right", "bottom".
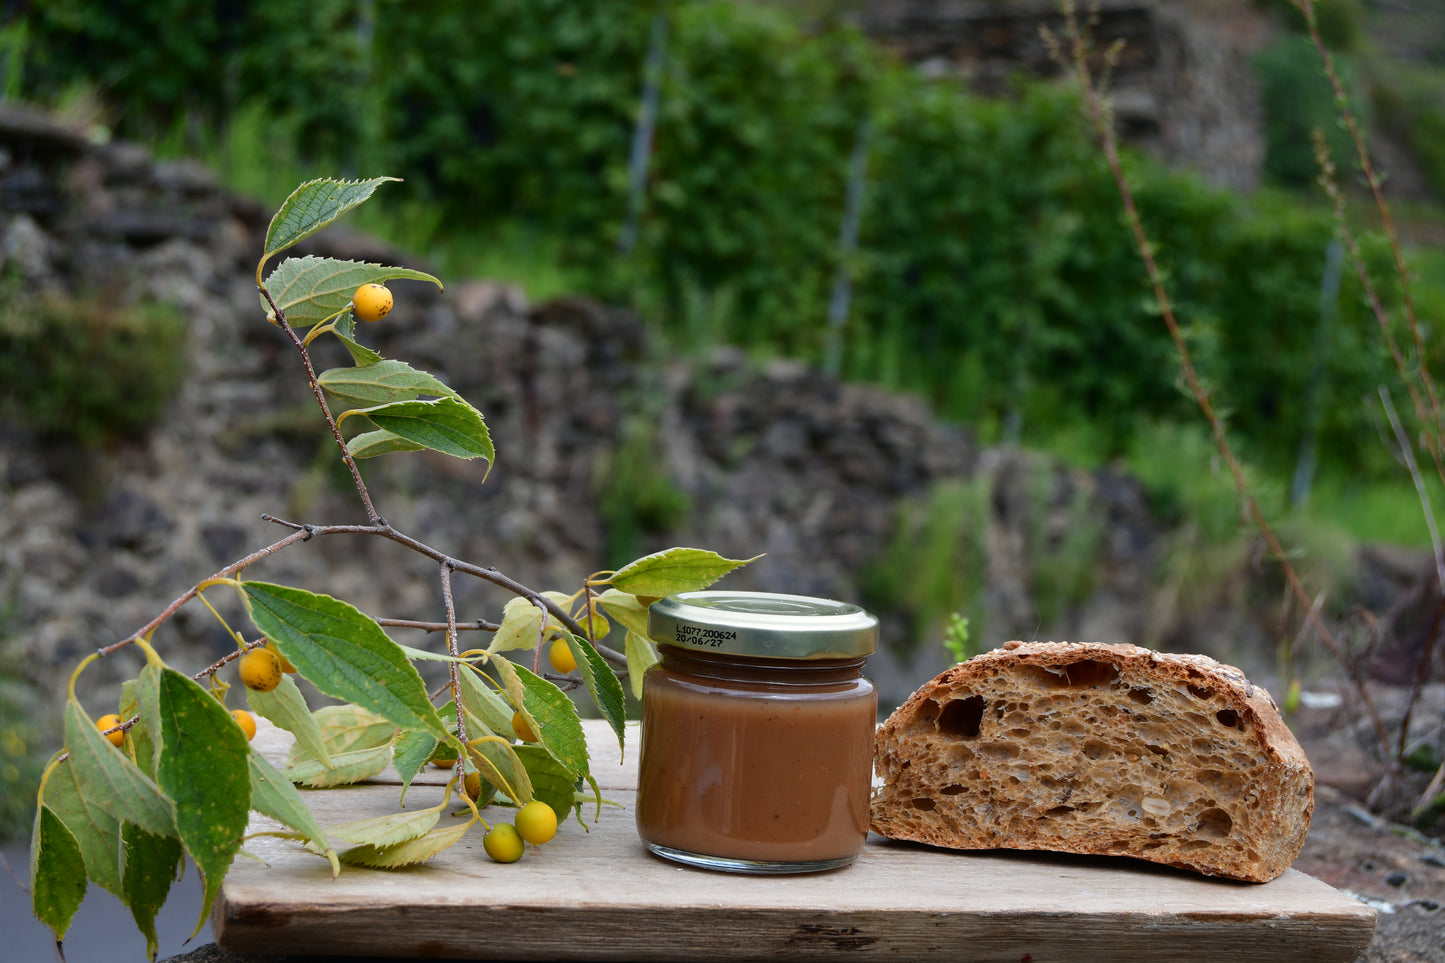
{"left": 870, "top": 641, "right": 1314, "bottom": 882}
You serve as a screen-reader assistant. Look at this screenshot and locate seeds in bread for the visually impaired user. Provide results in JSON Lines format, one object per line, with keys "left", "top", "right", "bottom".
{"left": 870, "top": 641, "right": 1314, "bottom": 882}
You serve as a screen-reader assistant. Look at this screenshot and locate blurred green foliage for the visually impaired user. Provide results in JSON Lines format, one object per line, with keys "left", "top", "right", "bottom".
{"left": 0, "top": 291, "right": 188, "bottom": 447}
{"left": 10, "top": 0, "right": 1440, "bottom": 481}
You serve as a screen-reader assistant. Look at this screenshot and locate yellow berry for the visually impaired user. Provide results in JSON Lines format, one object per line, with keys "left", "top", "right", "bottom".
{"left": 511, "top": 710, "right": 538, "bottom": 743}
{"left": 514, "top": 801, "right": 558, "bottom": 845}
{"left": 463, "top": 771, "right": 485, "bottom": 802}
{"left": 483, "top": 823, "right": 524, "bottom": 863}
{"left": 431, "top": 754, "right": 458, "bottom": 769}
{"left": 96, "top": 713, "right": 124, "bottom": 748}
{"left": 547, "top": 639, "right": 577, "bottom": 674}
{"left": 238, "top": 648, "right": 282, "bottom": 692}
{"left": 232, "top": 709, "right": 257, "bottom": 742}
{"left": 352, "top": 283, "right": 393, "bottom": 323}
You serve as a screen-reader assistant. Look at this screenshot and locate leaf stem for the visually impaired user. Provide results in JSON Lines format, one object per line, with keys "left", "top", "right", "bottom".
{"left": 258, "top": 284, "right": 382, "bottom": 524}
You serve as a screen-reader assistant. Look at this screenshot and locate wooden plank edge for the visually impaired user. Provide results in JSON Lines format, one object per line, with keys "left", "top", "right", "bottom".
{"left": 213, "top": 892, "right": 1377, "bottom": 962}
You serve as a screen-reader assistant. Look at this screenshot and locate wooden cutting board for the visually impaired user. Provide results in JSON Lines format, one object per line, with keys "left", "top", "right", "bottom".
{"left": 213, "top": 719, "right": 1375, "bottom": 962}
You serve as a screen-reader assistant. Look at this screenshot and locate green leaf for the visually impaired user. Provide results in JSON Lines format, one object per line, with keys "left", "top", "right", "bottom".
{"left": 246, "top": 674, "right": 331, "bottom": 768}
{"left": 343, "top": 397, "right": 494, "bottom": 465}
{"left": 392, "top": 728, "right": 438, "bottom": 803}
{"left": 607, "top": 547, "right": 761, "bottom": 596}
{"left": 117, "top": 678, "right": 159, "bottom": 779}
{"left": 346, "top": 429, "right": 426, "bottom": 459}
{"left": 121, "top": 823, "right": 183, "bottom": 961}
{"left": 284, "top": 744, "right": 393, "bottom": 788}
{"left": 488, "top": 596, "right": 546, "bottom": 654}
{"left": 565, "top": 634, "right": 627, "bottom": 752}
{"left": 597, "top": 589, "right": 653, "bottom": 639}
{"left": 334, "top": 331, "right": 383, "bottom": 365}
{"left": 64, "top": 699, "right": 175, "bottom": 838}
{"left": 512, "top": 745, "right": 581, "bottom": 823}
{"left": 42, "top": 758, "right": 122, "bottom": 896}
{"left": 30, "top": 804, "right": 87, "bottom": 941}
{"left": 260, "top": 177, "right": 398, "bottom": 273}
{"left": 457, "top": 667, "right": 514, "bottom": 735}
{"left": 467, "top": 738, "right": 532, "bottom": 805}
{"left": 337, "top": 818, "right": 471, "bottom": 868}
{"left": 510, "top": 663, "right": 589, "bottom": 780}
{"left": 239, "top": 582, "right": 451, "bottom": 744}
{"left": 323, "top": 805, "right": 441, "bottom": 848}
{"left": 246, "top": 752, "right": 339, "bottom": 876}
{"left": 319, "top": 358, "right": 458, "bottom": 410}
{"left": 152, "top": 666, "right": 251, "bottom": 937}
{"left": 310, "top": 704, "right": 396, "bottom": 756}
{"left": 263, "top": 255, "right": 441, "bottom": 327}
{"left": 624, "top": 629, "right": 659, "bottom": 701}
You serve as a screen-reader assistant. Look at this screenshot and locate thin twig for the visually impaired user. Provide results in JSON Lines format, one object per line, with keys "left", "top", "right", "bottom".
{"left": 258, "top": 285, "right": 382, "bottom": 523}
{"left": 97, "top": 530, "right": 311, "bottom": 657}
{"left": 378, "top": 617, "right": 501, "bottom": 633}
{"left": 260, "top": 514, "right": 629, "bottom": 668}
{"left": 1381, "top": 387, "right": 1445, "bottom": 591}
{"left": 439, "top": 560, "right": 468, "bottom": 788}
{"left": 1290, "top": 0, "right": 1442, "bottom": 457}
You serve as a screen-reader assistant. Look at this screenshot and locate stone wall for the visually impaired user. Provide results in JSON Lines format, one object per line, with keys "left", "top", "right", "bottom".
{"left": 0, "top": 103, "right": 1433, "bottom": 719}
{"left": 856, "top": 0, "right": 1269, "bottom": 191}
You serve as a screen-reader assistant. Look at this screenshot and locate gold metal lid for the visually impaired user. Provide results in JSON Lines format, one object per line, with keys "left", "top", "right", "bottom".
{"left": 647, "top": 590, "right": 878, "bottom": 660}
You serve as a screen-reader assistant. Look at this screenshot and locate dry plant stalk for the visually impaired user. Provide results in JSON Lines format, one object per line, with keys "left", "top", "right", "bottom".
{"left": 1044, "top": 0, "right": 1394, "bottom": 760}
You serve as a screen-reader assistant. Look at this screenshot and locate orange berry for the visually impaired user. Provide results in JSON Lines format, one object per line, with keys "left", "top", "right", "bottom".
{"left": 96, "top": 713, "right": 125, "bottom": 747}
{"left": 352, "top": 283, "right": 393, "bottom": 323}
{"left": 232, "top": 709, "right": 257, "bottom": 742}
{"left": 547, "top": 639, "right": 577, "bottom": 674}
{"left": 511, "top": 710, "right": 538, "bottom": 743}
{"left": 238, "top": 648, "right": 282, "bottom": 692}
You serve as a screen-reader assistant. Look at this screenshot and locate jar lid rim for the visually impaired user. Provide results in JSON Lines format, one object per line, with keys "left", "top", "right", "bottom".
{"left": 648, "top": 590, "right": 878, "bottom": 660}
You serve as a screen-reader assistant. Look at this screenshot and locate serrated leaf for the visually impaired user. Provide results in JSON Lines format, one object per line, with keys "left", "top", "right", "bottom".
{"left": 597, "top": 589, "right": 652, "bottom": 639}
{"left": 467, "top": 738, "right": 532, "bottom": 805}
{"left": 310, "top": 704, "right": 396, "bottom": 756}
{"left": 607, "top": 547, "right": 760, "bottom": 596}
{"left": 457, "top": 667, "right": 515, "bottom": 735}
{"left": 284, "top": 743, "right": 393, "bottom": 788}
{"left": 392, "top": 728, "right": 439, "bottom": 803}
{"left": 42, "top": 758, "right": 122, "bottom": 896}
{"left": 574, "top": 595, "right": 611, "bottom": 642}
{"left": 334, "top": 330, "right": 383, "bottom": 365}
{"left": 260, "top": 177, "right": 398, "bottom": 273}
{"left": 512, "top": 745, "right": 580, "bottom": 823}
{"left": 263, "top": 255, "right": 440, "bottom": 327}
{"left": 337, "top": 818, "right": 471, "bottom": 869}
{"left": 346, "top": 428, "right": 426, "bottom": 459}
{"left": 239, "top": 582, "right": 451, "bottom": 744}
{"left": 247, "top": 751, "right": 339, "bottom": 876}
{"left": 152, "top": 666, "right": 251, "bottom": 937}
{"left": 64, "top": 699, "right": 175, "bottom": 839}
{"left": 319, "top": 358, "right": 458, "bottom": 410}
{"left": 121, "top": 823, "right": 183, "bottom": 961}
{"left": 565, "top": 634, "right": 627, "bottom": 752}
{"left": 324, "top": 806, "right": 441, "bottom": 848}
{"left": 30, "top": 804, "right": 86, "bottom": 941}
{"left": 624, "top": 629, "right": 660, "bottom": 701}
{"left": 510, "top": 663, "right": 589, "bottom": 780}
{"left": 343, "top": 397, "right": 494, "bottom": 464}
{"left": 489, "top": 596, "right": 546, "bottom": 654}
{"left": 246, "top": 673, "right": 331, "bottom": 768}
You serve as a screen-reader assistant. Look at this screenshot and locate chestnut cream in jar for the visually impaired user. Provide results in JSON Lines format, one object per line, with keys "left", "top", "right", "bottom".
{"left": 636, "top": 591, "right": 878, "bottom": 874}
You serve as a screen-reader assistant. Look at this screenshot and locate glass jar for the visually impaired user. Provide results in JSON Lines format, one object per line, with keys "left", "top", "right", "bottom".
{"left": 635, "top": 590, "right": 878, "bottom": 874}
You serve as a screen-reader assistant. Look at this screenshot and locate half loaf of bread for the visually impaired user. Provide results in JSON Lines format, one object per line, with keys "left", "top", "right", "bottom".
{"left": 871, "top": 641, "right": 1313, "bottom": 882}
